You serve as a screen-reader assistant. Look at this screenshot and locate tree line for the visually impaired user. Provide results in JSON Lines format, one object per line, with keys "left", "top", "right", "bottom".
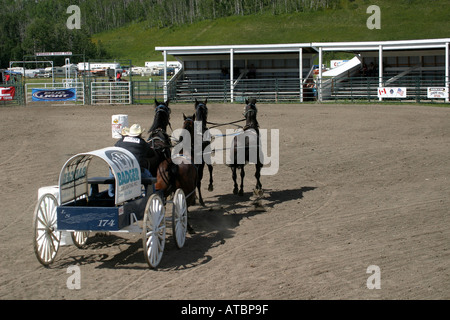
{"left": 0, "top": 0, "right": 340, "bottom": 68}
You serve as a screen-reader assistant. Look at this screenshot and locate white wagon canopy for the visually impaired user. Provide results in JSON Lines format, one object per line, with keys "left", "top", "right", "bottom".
{"left": 59, "top": 147, "right": 142, "bottom": 206}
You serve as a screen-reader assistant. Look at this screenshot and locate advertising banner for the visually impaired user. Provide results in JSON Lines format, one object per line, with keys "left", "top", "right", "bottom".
{"left": 427, "top": 87, "right": 448, "bottom": 99}
{"left": 0, "top": 87, "right": 16, "bottom": 101}
{"left": 378, "top": 87, "right": 407, "bottom": 98}
{"left": 32, "top": 88, "right": 77, "bottom": 102}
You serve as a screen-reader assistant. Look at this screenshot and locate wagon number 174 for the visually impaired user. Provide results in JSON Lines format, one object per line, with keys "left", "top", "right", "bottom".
{"left": 98, "top": 219, "right": 115, "bottom": 227}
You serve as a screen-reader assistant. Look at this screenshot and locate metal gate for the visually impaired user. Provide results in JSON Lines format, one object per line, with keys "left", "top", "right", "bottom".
{"left": 91, "top": 81, "right": 131, "bottom": 105}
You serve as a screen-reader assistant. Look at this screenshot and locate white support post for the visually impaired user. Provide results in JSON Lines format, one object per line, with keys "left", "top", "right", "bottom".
{"left": 230, "top": 48, "right": 234, "bottom": 103}
{"left": 318, "top": 47, "right": 322, "bottom": 102}
{"left": 299, "top": 48, "right": 303, "bottom": 102}
{"left": 446, "top": 42, "right": 449, "bottom": 103}
{"left": 379, "top": 45, "right": 383, "bottom": 102}
{"left": 51, "top": 61, "right": 54, "bottom": 85}
{"left": 163, "top": 50, "right": 168, "bottom": 101}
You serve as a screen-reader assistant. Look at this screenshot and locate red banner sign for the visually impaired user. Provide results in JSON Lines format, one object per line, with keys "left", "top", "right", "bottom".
{"left": 0, "top": 87, "right": 16, "bottom": 101}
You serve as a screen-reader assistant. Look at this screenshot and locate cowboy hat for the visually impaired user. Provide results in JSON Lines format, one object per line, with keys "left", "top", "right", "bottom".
{"left": 128, "top": 124, "right": 144, "bottom": 137}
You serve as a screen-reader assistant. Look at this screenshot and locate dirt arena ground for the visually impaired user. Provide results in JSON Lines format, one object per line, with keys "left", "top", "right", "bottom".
{"left": 0, "top": 101, "right": 448, "bottom": 301}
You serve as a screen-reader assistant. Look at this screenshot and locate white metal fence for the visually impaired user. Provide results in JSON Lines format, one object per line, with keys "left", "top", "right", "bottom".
{"left": 91, "top": 81, "right": 131, "bottom": 105}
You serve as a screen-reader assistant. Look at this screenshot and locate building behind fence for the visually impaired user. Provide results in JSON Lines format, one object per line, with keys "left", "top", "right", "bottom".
{"left": 2, "top": 38, "right": 449, "bottom": 106}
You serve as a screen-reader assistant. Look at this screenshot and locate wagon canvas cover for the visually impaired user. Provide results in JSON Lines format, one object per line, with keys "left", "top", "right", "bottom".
{"left": 59, "top": 147, "right": 142, "bottom": 205}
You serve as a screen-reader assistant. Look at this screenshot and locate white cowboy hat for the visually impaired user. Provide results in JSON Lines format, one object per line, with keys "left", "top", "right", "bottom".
{"left": 128, "top": 124, "right": 144, "bottom": 137}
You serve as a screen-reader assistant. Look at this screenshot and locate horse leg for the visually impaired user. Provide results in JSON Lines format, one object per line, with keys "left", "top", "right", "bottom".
{"left": 232, "top": 166, "right": 238, "bottom": 195}
{"left": 239, "top": 166, "right": 245, "bottom": 196}
{"left": 197, "top": 163, "right": 206, "bottom": 207}
{"left": 187, "top": 209, "right": 196, "bottom": 235}
{"left": 254, "top": 163, "right": 263, "bottom": 196}
{"left": 207, "top": 164, "right": 214, "bottom": 191}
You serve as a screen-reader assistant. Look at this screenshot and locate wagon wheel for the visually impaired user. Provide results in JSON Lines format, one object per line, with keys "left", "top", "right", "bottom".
{"left": 71, "top": 231, "right": 90, "bottom": 248}
{"left": 33, "top": 193, "right": 61, "bottom": 266}
{"left": 172, "top": 189, "right": 187, "bottom": 249}
{"left": 142, "top": 193, "right": 166, "bottom": 269}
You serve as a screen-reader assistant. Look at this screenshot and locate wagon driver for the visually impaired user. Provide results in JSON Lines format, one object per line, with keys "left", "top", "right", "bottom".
{"left": 108, "top": 124, "right": 155, "bottom": 197}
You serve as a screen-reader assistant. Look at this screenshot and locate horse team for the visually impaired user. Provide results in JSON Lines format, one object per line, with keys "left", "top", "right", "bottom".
{"left": 141, "top": 98, "right": 264, "bottom": 218}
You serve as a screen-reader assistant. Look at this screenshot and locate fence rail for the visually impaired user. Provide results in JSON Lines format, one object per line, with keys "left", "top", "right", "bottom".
{"left": 323, "top": 76, "right": 449, "bottom": 102}
{"left": 5, "top": 75, "right": 449, "bottom": 106}
{"left": 133, "top": 80, "right": 165, "bottom": 104}
{"left": 166, "top": 76, "right": 448, "bottom": 103}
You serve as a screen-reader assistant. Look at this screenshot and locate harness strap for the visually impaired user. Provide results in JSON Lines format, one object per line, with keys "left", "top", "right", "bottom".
{"left": 207, "top": 118, "right": 245, "bottom": 129}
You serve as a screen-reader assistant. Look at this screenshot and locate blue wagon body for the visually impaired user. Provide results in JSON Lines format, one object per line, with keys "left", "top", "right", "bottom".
{"left": 55, "top": 147, "right": 154, "bottom": 232}
{"left": 57, "top": 196, "right": 148, "bottom": 232}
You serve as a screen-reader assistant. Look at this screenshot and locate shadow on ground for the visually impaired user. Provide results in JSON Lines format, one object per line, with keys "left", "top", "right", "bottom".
{"left": 54, "top": 186, "right": 317, "bottom": 271}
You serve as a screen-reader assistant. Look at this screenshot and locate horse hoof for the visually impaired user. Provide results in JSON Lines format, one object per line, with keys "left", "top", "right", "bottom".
{"left": 233, "top": 188, "right": 239, "bottom": 195}
{"left": 254, "top": 188, "right": 264, "bottom": 196}
{"left": 238, "top": 190, "right": 244, "bottom": 196}
{"left": 208, "top": 185, "right": 214, "bottom": 192}
{"left": 188, "top": 224, "right": 196, "bottom": 235}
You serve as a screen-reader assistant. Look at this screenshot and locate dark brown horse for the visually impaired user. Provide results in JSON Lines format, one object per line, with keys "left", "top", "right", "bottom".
{"left": 228, "top": 98, "right": 263, "bottom": 196}
{"left": 194, "top": 98, "right": 214, "bottom": 206}
{"left": 154, "top": 114, "right": 198, "bottom": 234}
{"left": 154, "top": 155, "right": 197, "bottom": 208}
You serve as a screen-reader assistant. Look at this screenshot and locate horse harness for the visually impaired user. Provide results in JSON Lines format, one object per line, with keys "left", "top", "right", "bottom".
{"left": 157, "top": 156, "right": 196, "bottom": 200}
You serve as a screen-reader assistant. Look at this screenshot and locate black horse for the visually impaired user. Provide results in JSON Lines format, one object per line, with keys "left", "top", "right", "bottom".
{"left": 228, "top": 98, "right": 263, "bottom": 196}
{"left": 194, "top": 98, "right": 214, "bottom": 206}
{"left": 145, "top": 99, "right": 172, "bottom": 178}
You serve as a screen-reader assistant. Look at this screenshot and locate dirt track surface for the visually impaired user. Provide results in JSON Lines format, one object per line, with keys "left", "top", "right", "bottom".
{"left": 0, "top": 102, "right": 449, "bottom": 300}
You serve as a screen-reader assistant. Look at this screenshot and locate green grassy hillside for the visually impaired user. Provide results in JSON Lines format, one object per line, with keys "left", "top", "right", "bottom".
{"left": 92, "top": 0, "right": 450, "bottom": 66}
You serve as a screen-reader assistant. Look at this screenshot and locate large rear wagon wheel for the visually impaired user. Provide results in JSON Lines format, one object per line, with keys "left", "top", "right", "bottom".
{"left": 172, "top": 189, "right": 187, "bottom": 249}
{"left": 142, "top": 194, "right": 166, "bottom": 269}
{"left": 33, "top": 194, "right": 61, "bottom": 266}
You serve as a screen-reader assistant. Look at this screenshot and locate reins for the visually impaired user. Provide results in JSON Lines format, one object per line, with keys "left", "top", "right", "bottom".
{"left": 207, "top": 118, "right": 245, "bottom": 129}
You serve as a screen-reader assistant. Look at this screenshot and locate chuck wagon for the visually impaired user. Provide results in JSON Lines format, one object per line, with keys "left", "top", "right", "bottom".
{"left": 32, "top": 147, "right": 188, "bottom": 269}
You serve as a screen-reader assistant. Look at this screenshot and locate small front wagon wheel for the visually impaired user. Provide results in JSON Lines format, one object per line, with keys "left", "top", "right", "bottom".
{"left": 33, "top": 193, "right": 61, "bottom": 266}
{"left": 142, "top": 194, "right": 166, "bottom": 269}
{"left": 172, "top": 189, "right": 187, "bottom": 249}
{"left": 71, "top": 231, "right": 90, "bottom": 248}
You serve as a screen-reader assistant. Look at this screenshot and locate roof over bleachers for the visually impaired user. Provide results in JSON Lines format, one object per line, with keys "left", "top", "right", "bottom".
{"left": 156, "top": 38, "right": 450, "bottom": 56}
{"left": 155, "top": 43, "right": 317, "bottom": 56}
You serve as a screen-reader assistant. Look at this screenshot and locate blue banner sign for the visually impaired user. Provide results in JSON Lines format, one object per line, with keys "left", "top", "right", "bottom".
{"left": 32, "top": 88, "right": 76, "bottom": 102}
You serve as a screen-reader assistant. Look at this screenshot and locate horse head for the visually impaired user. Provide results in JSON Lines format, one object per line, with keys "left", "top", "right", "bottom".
{"left": 182, "top": 113, "right": 196, "bottom": 136}
{"left": 243, "top": 98, "right": 259, "bottom": 130}
{"left": 194, "top": 98, "right": 208, "bottom": 130}
{"left": 155, "top": 98, "right": 171, "bottom": 116}
{"left": 148, "top": 98, "right": 171, "bottom": 134}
